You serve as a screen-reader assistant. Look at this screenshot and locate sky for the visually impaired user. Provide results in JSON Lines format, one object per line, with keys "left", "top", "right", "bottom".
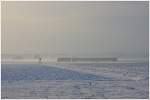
{"left": 2, "top": 1, "right": 149, "bottom": 58}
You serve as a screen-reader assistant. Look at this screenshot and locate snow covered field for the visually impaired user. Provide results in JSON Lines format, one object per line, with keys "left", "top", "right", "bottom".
{"left": 1, "top": 62, "right": 149, "bottom": 99}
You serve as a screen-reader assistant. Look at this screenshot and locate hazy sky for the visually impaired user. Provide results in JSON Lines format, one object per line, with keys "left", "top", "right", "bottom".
{"left": 2, "top": 1, "right": 149, "bottom": 58}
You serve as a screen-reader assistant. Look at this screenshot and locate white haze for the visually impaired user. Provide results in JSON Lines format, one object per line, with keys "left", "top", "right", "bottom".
{"left": 1, "top": 1, "right": 149, "bottom": 59}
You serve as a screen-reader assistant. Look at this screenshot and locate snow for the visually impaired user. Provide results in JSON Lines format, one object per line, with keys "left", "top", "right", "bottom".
{"left": 1, "top": 62, "right": 149, "bottom": 99}
{"left": 2, "top": 64, "right": 111, "bottom": 81}
{"left": 2, "top": 80, "right": 148, "bottom": 99}
{"left": 45, "top": 62, "right": 149, "bottom": 81}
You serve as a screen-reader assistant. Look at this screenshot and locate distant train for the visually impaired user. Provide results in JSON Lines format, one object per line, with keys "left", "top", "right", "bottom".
{"left": 57, "top": 57, "right": 117, "bottom": 62}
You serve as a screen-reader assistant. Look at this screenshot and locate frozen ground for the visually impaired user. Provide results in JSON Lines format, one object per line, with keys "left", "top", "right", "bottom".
{"left": 50, "top": 62, "right": 149, "bottom": 81}
{"left": 1, "top": 62, "right": 149, "bottom": 99}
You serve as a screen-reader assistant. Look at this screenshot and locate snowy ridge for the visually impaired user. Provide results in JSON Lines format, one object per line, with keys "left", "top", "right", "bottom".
{"left": 44, "top": 62, "right": 148, "bottom": 81}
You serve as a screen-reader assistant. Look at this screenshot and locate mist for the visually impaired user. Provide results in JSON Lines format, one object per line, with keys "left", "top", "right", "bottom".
{"left": 2, "top": 1, "right": 149, "bottom": 59}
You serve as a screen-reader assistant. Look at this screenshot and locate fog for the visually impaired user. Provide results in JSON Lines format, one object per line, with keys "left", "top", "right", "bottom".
{"left": 2, "top": 1, "right": 149, "bottom": 58}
